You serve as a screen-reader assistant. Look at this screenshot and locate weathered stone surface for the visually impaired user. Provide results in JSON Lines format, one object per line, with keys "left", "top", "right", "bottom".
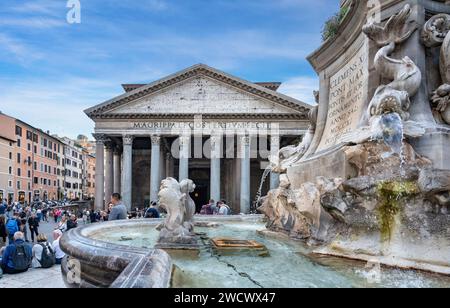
{"left": 418, "top": 168, "right": 450, "bottom": 206}
{"left": 261, "top": 140, "right": 450, "bottom": 274}
{"left": 258, "top": 187, "right": 311, "bottom": 240}
{"left": 344, "top": 141, "right": 431, "bottom": 180}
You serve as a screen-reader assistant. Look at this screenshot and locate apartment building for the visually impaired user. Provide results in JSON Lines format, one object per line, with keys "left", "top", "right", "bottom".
{"left": 0, "top": 113, "right": 16, "bottom": 204}
{"left": 60, "top": 137, "right": 84, "bottom": 200}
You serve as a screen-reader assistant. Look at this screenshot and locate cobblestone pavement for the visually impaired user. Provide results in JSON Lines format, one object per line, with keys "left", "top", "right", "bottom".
{"left": 0, "top": 220, "right": 67, "bottom": 288}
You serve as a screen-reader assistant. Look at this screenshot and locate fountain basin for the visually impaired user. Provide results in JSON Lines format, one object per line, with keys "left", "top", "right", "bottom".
{"left": 60, "top": 215, "right": 450, "bottom": 288}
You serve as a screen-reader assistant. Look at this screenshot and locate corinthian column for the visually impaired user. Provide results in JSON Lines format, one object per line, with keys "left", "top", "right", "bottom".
{"left": 113, "top": 146, "right": 122, "bottom": 194}
{"left": 240, "top": 135, "right": 251, "bottom": 214}
{"left": 93, "top": 134, "right": 106, "bottom": 211}
{"left": 150, "top": 135, "right": 161, "bottom": 203}
{"left": 122, "top": 135, "right": 134, "bottom": 211}
{"left": 179, "top": 135, "right": 190, "bottom": 181}
{"left": 104, "top": 141, "right": 114, "bottom": 208}
{"left": 270, "top": 135, "right": 280, "bottom": 190}
{"left": 210, "top": 135, "right": 221, "bottom": 202}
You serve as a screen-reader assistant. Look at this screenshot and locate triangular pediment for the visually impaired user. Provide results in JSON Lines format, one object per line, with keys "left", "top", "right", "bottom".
{"left": 85, "top": 64, "right": 311, "bottom": 119}
{"left": 106, "top": 75, "right": 298, "bottom": 115}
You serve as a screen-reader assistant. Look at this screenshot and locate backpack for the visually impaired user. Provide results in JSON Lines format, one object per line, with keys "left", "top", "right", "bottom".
{"left": 12, "top": 243, "right": 31, "bottom": 271}
{"left": 6, "top": 219, "right": 18, "bottom": 235}
{"left": 39, "top": 243, "right": 56, "bottom": 268}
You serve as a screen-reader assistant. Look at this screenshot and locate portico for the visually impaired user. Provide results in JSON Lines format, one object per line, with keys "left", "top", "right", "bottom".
{"left": 85, "top": 64, "right": 311, "bottom": 213}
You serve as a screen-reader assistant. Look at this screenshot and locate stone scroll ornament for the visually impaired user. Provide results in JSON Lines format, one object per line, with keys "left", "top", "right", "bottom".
{"left": 422, "top": 14, "right": 450, "bottom": 124}
{"left": 343, "top": 4, "right": 425, "bottom": 145}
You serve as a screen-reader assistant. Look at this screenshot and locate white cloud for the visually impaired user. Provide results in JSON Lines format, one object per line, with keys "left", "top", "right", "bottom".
{"left": 0, "top": 33, "right": 44, "bottom": 64}
{"left": 8, "top": 0, "right": 62, "bottom": 16}
{"left": 278, "top": 76, "right": 319, "bottom": 105}
{"left": 0, "top": 17, "right": 66, "bottom": 29}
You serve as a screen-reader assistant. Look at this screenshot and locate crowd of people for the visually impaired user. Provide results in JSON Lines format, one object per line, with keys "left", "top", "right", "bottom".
{"left": 200, "top": 199, "right": 232, "bottom": 215}
{"left": 0, "top": 199, "right": 70, "bottom": 278}
{"left": 0, "top": 193, "right": 234, "bottom": 279}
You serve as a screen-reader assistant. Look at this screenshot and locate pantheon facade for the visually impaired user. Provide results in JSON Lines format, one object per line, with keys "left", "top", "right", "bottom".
{"left": 85, "top": 64, "right": 311, "bottom": 214}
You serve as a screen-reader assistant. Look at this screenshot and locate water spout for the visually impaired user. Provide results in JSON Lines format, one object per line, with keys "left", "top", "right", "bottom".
{"left": 371, "top": 113, "right": 406, "bottom": 172}
{"left": 380, "top": 113, "right": 404, "bottom": 157}
{"left": 252, "top": 166, "right": 273, "bottom": 212}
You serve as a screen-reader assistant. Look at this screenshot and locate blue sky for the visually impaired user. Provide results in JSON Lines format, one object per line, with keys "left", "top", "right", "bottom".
{"left": 0, "top": 0, "right": 338, "bottom": 139}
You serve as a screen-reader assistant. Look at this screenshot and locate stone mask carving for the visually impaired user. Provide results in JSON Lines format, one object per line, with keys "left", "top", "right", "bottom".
{"left": 422, "top": 14, "right": 450, "bottom": 124}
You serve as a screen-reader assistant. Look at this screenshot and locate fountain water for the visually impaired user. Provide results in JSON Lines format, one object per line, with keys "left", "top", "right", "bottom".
{"left": 252, "top": 166, "right": 272, "bottom": 212}
{"left": 380, "top": 113, "right": 404, "bottom": 157}
{"left": 370, "top": 112, "right": 406, "bottom": 167}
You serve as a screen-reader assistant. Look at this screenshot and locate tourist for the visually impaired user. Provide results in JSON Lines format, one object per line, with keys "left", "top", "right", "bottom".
{"left": 0, "top": 216, "right": 7, "bottom": 246}
{"left": 52, "top": 230, "right": 65, "bottom": 265}
{"left": 53, "top": 208, "right": 59, "bottom": 223}
{"left": 0, "top": 232, "right": 32, "bottom": 274}
{"left": 19, "top": 209, "right": 29, "bottom": 242}
{"left": 213, "top": 201, "right": 222, "bottom": 215}
{"left": 82, "top": 210, "right": 88, "bottom": 224}
{"left": 66, "top": 215, "right": 78, "bottom": 231}
{"left": 145, "top": 203, "right": 160, "bottom": 218}
{"left": 28, "top": 212, "right": 40, "bottom": 242}
{"left": 36, "top": 208, "right": 42, "bottom": 222}
{"left": 100, "top": 211, "right": 108, "bottom": 222}
{"left": 108, "top": 193, "right": 128, "bottom": 221}
{"left": 0, "top": 200, "right": 6, "bottom": 218}
{"left": 42, "top": 207, "right": 48, "bottom": 222}
{"left": 85, "top": 210, "right": 91, "bottom": 224}
{"left": 200, "top": 199, "right": 215, "bottom": 215}
{"left": 56, "top": 215, "right": 68, "bottom": 233}
{"left": 218, "top": 201, "right": 231, "bottom": 216}
{"left": 5, "top": 214, "right": 19, "bottom": 244}
{"left": 32, "top": 234, "right": 55, "bottom": 269}
{"left": 90, "top": 210, "right": 98, "bottom": 223}
{"left": 6, "top": 204, "right": 13, "bottom": 219}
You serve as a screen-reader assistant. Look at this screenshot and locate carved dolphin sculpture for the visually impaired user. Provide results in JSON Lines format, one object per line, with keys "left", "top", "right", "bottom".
{"left": 157, "top": 177, "right": 186, "bottom": 232}
{"left": 180, "top": 179, "right": 196, "bottom": 227}
{"left": 363, "top": 4, "right": 416, "bottom": 47}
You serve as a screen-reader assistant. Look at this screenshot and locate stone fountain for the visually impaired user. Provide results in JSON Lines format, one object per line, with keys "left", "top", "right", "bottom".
{"left": 155, "top": 178, "right": 199, "bottom": 254}
{"left": 260, "top": 1, "right": 450, "bottom": 275}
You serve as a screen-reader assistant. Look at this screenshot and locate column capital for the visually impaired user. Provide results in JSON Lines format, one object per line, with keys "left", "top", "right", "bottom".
{"left": 93, "top": 133, "right": 109, "bottom": 145}
{"left": 270, "top": 135, "right": 281, "bottom": 144}
{"left": 210, "top": 135, "right": 222, "bottom": 146}
{"left": 240, "top": 135, "right": 251, "bottom": 146}
{"left": 151, "top": 135, "right": 161, "bottom": 145}
{"left": 179, "top": 135, "right": 191, "bottom": 146}
{"left": 123, "top": 135, "right": 134, "bottom": 146}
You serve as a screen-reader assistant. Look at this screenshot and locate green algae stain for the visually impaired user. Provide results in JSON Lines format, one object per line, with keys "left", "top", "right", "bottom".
{"left": 376, "top": 181, "right": 419, "bottom": 242}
